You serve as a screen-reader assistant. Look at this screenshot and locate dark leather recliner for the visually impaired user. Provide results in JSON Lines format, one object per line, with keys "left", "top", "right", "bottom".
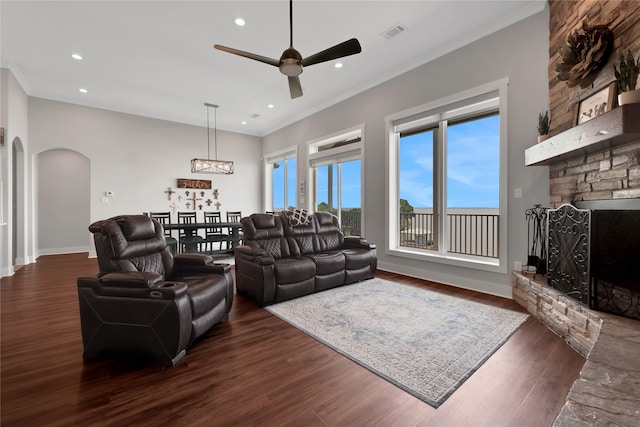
{"left": 77, "top": 214, "right": 234, "bottom": 366}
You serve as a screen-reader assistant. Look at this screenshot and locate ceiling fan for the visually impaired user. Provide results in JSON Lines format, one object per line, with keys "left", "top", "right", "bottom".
{"left": 214, "top": 0, "right": 362, "bottom": 99}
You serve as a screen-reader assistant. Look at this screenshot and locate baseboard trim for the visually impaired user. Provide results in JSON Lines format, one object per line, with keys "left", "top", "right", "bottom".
{"left": 377, "top": 260, "right": 511, "bottom": 299}
{"left": 37, "top": 246, "right": 90, "bottom": 257}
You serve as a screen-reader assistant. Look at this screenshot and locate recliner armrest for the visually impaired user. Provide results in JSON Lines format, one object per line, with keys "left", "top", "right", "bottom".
{"left": 172, "top": 253, "right": 231, "bottom": 275}
{"left": 173, "top": 254, "right": 231, "bottom": 275}
{"left": 174, "top": 253, "right": 215, "bottom": 267}
{"left": 343, "top": 236, "right": 376, "bottom": 250}
{"left": 77, "top": 274, "right": 189, "bottom": 299}
{"left": 100, "top": 271, "right": 164, "bottom": 288}
{"left": 235, "top": 246, "right": 274, "bottom": 265}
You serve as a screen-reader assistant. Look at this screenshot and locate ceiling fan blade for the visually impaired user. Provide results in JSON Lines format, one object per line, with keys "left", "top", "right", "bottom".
{"left": 288, "top": 76, "right": 303, "bottom": 99}
{"left": 300, "top": 38, "right": 362, "bottom": 67}
{"left": 214, "top": 44, "right": 280, "bottom": 67}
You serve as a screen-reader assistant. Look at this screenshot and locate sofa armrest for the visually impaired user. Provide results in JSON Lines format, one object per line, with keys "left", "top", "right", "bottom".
{"left": 235, "top": 246, "right": 274, "bottom": 265}
{"left": 343, "top": 236, "right": 376, "bottom": 250}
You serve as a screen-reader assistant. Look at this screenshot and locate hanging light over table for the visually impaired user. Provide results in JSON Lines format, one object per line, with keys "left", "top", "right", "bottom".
{"left": 191, "top": 103, "right": 234, "bottom": 174}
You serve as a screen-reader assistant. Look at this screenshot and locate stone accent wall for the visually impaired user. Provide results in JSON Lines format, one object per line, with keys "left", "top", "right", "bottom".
{"left": 512, "top": 271, "right": 601, "bottom": 357}
{"left": 513, "top": 271, "right": 640, "bottom": 426}
{"left": 548, "top": 141, "right": 640, "bottom": 208}
{"left": 549, "top": 0, "right": 640, "bottom": 136}
{"left": 546, "top": 1, "right": 640, "bottom": 207}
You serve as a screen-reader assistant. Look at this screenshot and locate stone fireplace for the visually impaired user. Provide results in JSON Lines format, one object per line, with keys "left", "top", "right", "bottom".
{"left": 516, "top": 2, "right": 640, "bottom": 424}
{"left": 519, "top": 93, "right": 640, "bottom": 427}
{"left": 524, "top": 103, "right": 640, "bottom": 318}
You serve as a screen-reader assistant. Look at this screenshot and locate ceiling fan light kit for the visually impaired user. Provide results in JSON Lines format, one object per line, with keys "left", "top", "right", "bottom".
{"left": 214, "top": 0, "right": 361, "bottom": 99}
{"left": 191, "top": 103, "right": 234, "bottom": 175}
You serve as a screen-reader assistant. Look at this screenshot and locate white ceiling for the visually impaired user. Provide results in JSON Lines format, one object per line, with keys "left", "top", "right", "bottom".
{"left": 1, "top": 1, "right": 545, "bottom": 136}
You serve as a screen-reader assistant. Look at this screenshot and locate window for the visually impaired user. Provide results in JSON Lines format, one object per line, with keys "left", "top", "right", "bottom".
{"left": 264, "top": 147, "right": 297, "bottom": 212}
{"left": 387, "top": 79, "right": 507, "bottom": 272}
{"left": 308, "top": 126, "right": 364, "bottom": 236}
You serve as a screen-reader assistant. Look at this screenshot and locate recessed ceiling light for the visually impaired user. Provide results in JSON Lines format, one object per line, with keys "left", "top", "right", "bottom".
{"left": 71, "top": 53, "right": 83, "bottom": 60}
{"left": 79, "top": 88, "right": 88, "bottom": 93}
{"left": 334, "top": 62, "right": 343, "bottom": 69}
{"left": 268, "top": 104, "right": 274, "bottom": 109}
{"left": 242, "top": 121, "right": 247, "bottom": 125}
{"left": 235, "top": 18, "right": 245, "bottom": 26}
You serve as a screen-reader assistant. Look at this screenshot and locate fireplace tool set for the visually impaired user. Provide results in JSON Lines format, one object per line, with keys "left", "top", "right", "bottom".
{"left": 525, "top": 204, "right": 548, "bottom": 276}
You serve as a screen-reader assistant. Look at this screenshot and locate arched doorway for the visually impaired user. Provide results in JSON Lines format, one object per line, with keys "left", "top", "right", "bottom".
{"left": 12, "top": 137, "right": 25, "bottom": 266}
{"left": 35, "top": 149, "right": 90, "bottom": 255}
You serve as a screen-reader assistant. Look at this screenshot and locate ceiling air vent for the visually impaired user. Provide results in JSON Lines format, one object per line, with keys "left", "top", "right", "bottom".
{"left": 250, "top": 113, "right": 260, "bottom": 119}
{"left": 381, "top": 24, "right": 407, "bottom": 40}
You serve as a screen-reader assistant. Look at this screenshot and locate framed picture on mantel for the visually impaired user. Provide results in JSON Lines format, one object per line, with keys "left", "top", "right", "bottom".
{"left": 574, "top": 82, "right": 616, "bottom": 125}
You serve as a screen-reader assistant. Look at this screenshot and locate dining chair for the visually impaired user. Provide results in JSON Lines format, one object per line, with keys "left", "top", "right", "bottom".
{"left": 149, "top": 211, "right": 178, "bottom": 255}
{"left": 203, "top": 211, "right": 229, "bottom": 253}
{"left": 177, "top": 211, "right": 205, "bottom": 253}
{"left": 226, "top": 211, "right": 244, "bottom": 246}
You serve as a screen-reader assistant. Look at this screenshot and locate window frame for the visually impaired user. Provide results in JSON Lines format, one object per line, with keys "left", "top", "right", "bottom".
{"left": 386, "top": 78, "right": 509, "bottom": 273}
{"left": 264, "top": 145, "right": 298, "bottom": 212}
{"left": 307, "top": 124, "right": 365, "bottom": 234}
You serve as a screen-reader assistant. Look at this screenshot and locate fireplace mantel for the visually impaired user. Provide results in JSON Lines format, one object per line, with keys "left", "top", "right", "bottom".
{"left": 525, "top": 104, "right": 640, "bottom": 166}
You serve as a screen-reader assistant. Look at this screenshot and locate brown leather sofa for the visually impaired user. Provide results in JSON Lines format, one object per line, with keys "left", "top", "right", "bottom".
{"left": 77, "top": 214, "right": 234, "bottom": 366}
{"left": 234, "top": 211, "right": 377, "bottom": 306}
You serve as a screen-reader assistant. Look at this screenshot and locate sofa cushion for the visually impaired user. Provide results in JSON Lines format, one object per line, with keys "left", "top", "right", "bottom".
{"left": 315, "top": 212, "right": 345, "bottom": 251}
{"left": 342, "top": 248, "right": 375, "bottom": 269}
{"left": 280, "top": 212, "right": 320, "bottom": 256}
{"left": 241, "top": 214, "right": 290, "bottom": 258}
{"left": 305, "top": 252, "right": 345, "bottom": 275}
{"left": 242, "top": 213, "right": 285, "bottom": 240}
{"left": 258, "top": 238, "right": 287, "bottom": 259}
{"left": 274, "top": 257, "right": 316, "bottom": 284}
{"left": 174, "top": 274, "right": 230, "bottom": 317}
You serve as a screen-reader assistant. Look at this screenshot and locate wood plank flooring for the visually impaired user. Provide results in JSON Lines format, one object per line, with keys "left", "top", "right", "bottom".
{"left": 1, "top": 253, "right": 584, "bottom": 426}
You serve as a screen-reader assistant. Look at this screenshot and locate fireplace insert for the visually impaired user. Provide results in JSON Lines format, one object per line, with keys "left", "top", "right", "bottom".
{"left": 548, "top": 199, "right": 640, "bottom": 320}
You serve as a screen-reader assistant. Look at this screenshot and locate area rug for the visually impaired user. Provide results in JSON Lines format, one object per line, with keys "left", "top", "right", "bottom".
{"left": 265, "top": 278, "right": 529, "bottom": 408}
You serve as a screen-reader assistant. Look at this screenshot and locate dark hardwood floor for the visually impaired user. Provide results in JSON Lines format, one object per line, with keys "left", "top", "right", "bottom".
{"left": 1, "top": 253, "right": 584, "bottom": 426}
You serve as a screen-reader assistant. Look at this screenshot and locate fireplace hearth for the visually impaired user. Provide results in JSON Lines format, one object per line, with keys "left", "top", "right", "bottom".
{"left": 547, "top": 199, "right": 640, "bottom": 320}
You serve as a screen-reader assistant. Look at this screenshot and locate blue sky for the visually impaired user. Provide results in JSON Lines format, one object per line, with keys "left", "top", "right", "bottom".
{"left": 276, "top": 115, "right": 499, "bottom": 210}
{"left": 400, "top": 115, "right": 500, "bottom": 209}
{"left": 315, "top": 161, "right": 361, "bottom": 209}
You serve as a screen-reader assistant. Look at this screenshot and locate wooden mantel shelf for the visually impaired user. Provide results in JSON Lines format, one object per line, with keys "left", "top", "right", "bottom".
{"left": 525, "top": 103, "right": 640, "bottom": 166}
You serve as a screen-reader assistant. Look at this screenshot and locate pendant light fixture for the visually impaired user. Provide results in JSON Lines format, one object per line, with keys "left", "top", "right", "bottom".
{"left": 191, "top": 103, "right": 234, "bottom": 174}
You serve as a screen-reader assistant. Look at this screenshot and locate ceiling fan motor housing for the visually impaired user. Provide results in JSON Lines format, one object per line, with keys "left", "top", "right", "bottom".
{"left": 280, "top": 47, "right": 303, "bottom": 76}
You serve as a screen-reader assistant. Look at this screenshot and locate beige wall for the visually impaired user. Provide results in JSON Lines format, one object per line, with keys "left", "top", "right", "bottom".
{"left": 262, "top": 9, "right": 552, "bottom": 297}
{"left": 27, "top": 97, "right": 263, "bottom": 258}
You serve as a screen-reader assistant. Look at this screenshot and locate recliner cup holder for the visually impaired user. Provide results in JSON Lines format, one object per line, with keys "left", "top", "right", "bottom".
{"left": 160, "top": 282, "right": 179, "bottom": 288}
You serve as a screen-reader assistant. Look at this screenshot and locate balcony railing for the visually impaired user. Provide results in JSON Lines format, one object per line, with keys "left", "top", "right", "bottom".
{"left": 326, "top": 209, "right": 499, "bottom": 258}
{"left": 400, "top": 211, "right": 499, "bottom": 258}
{"left": 340, "top": 209, "right": 361, "bottom": 236}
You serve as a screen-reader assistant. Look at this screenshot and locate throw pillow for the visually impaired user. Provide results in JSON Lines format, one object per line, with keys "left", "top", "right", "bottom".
{"left": 283, "top": 209, "right": 313, "bottom": 227}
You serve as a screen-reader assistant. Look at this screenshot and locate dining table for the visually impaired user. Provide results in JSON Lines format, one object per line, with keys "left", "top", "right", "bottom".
{"left": 163, "top": 221, "right": 243, "bottom": 255}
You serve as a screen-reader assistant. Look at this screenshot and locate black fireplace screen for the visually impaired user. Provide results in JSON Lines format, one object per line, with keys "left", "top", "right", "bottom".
{"left": 548, "top": 201, "right": 640, "bottom": 320}
{"left": 547, "top": 204, "right": 591, "bottom": 305}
